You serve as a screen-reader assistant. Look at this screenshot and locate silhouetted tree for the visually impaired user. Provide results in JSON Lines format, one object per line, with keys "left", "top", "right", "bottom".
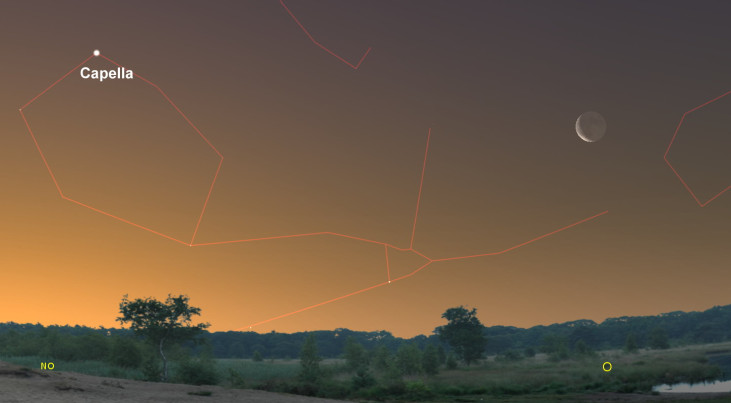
{"left": 343, "top": 336, "right": 368, "bottom": 371}
{"left": 299, "top": 333, "right": 321, "bottom": 383}
{"left": 396, "top": 343, "right": 422, "bottom": 375}
{"left": 422, "top": 344, "right": 440, "bottom": 375}
{"left": 436, "top": 306, "right": 486, "bottom": 365}
{"left": 117, "top": 294, "right": 209, "bottom": 381}
{"left": 372, "top": 344, "right": 391, "bottom": 371}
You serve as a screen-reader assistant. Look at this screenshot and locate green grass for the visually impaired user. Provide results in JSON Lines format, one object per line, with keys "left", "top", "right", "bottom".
{"left": 420, "top": 343, "right": 727, "bottom": 401}
{"left": 216, "top": 358, "right": 301, "bottom": 382}
{"left": 3, "top": 343, "right": 729, "bottom": 401}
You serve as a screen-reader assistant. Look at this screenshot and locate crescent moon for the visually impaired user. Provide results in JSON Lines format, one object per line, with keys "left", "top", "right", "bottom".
{"left": 576, "top": 111, "right": 607, "bottom": 143}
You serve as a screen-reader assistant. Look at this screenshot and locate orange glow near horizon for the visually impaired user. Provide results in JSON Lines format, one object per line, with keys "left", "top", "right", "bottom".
{"left": 2, "top": 1, "right": 728, "bottom": 338}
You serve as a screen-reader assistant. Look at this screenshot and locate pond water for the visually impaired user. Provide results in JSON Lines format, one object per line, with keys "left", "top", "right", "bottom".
{"left": 652, "top": 379, "right": 731, "bottom": 393}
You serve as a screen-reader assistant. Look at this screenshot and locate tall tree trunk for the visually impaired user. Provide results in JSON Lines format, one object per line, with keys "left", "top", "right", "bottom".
{"left": 159, "top": 337, "right": 167, "bottom": 381}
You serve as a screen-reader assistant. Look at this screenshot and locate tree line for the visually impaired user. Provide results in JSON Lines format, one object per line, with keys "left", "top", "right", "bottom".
{"left": 2, "top": 303, "right": 730, "bottom": 364}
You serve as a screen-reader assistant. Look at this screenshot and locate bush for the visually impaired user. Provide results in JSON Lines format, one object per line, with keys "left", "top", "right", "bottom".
{"left": 422, "top": 344, "right": 440, "bottom": 375}
{"left": 108, "top": 337, "right": 142, "bottom": 368}
{"left": 446, "top": 354, "right": 458, "bottom": 369}
{"left": 351, "top": 367, "right": 376, "bottom": 390}
{"left": 317, "top": 379, "right": 350, "bottom": 399}
{"left": 343, "top": 337, "right": 368, "bottom": 371}
{"left": 405, "top": 380, "right": 434, "bottom": 400}
{"left": 299, "top": 334, "right": 322, "bottom": 384}
{"left": 291, "top": 382, "right": 319, "bottom": 396}
{"left": 226, "top": 367, "right": 246, "bottom": 388}
{"left": 175, "top": 358, "right": 220, "bottom": 385}
{"left": 574, "top": 340, "right": 595, "bottom": 357}
{"left": 372, "top": 345, "right": 391, "bottom": 371}
{"left": 77, "top": 333, "right": 110, "bottom": 361}
{"left": 496, "top": 349, "right": 523, "bottom": 362}
{"left": 396, "top": 343, "right": 422, "bottom": 375}
{"left": 380, "top": 360, "right": 405, "bottom": 391}
{"left": 548, "top": 349, "right": 569, "bottom": 362}
{"left": 141, "top": 356, "right": 161, "bottom": 382}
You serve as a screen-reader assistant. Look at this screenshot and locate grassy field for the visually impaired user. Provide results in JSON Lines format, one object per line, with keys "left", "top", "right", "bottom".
{"left": 214, "top": 343, "right": 729, "bottom": 401}
{"left": 432, "top": 346, "right": 724, "bottom": 394}
{"left": 3, "top": 342, "right": 730, "bottom": 401}
{"left": 217, "top": 358, "right": 302, "bottom": 382}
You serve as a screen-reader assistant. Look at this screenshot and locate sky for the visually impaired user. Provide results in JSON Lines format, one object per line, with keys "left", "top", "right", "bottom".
{"left": 1, "top": 1, "right": 728, "bottom": 338}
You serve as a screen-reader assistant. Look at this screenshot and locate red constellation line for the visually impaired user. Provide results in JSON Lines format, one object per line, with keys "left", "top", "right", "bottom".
{"left": 239, "top": 210, "right": 609, "bottom": 330}
{"left": 98, "top": 55, "right": 225, "bottom": 245}
{"left": 20, "top": 51, "right": 609, "bottom": 331}
{"left": 279, "top": 0, "right": 372, "bottom": 70}
{"left": 410, "top": 128, "right": 430, "bottom": 249}
{"left": 20, "top": 53, "right": 224, "bottom": 247}
{"left": 384, "top": 244, "right": 391, "bottom": 283}
{"left": 664, "top": 89, "right": 731, "bottom": 207}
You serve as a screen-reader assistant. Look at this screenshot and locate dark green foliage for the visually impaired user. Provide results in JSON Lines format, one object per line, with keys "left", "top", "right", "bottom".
{"left": 38, "top": 328, "right": 73, "bottom": 360}
{"left": 649, "top": 326, "right": 670, "bottom": 349}
{"left": 371, "top": 344, "right": 391, "bottom": 371}
{"left": 343, "top": 336, "right": 368, "bottom": 371}
{"left": 396, "top": 343, "right": 422, "bottom": 375}
{"left": 404, "top": 380, "right": 434, "bottom": 400}
{"left": 3, "top": 304, "right": 731, "bottom": 362}
{"left": 226, "top": 367, "right": 246, "bottom": 388}
{"left": 543, "top": 334, "right": 570, "bottom": 361}
{"left": 574, "top": 339, "right": 594, "bottom": 356}
{"left": 2, "top": 303, "right": 731, "bottom": 401}
{"left": 78, "top": 333, "right": 109, "bottom": 360}
{"left": 496, "top": 349, "right": 523, "bottom": 362}
{"left": 379, "top": 359, "right": 405, "bottom": 391}
{"left": 108, "top": 336, "right": 143, "bottom": 368}
{"left": 175, "top": 357, "right": 220, "bottom": 385}
{"left": 524, "top": 347, "right": 536, "bottom": 357}
{"left": 625, "top": 332, "right": 639, "bottom": 353}
{"left": 351, "top": 366, "right": 376, "bottom": 390}
{"left": 435, "top": 306, "right": 486, "bottom": 365}
{"left": 252, "top": 350, "right": 263, "bottom": 362}
{"left": 299, "top": 334, "right": 321, "bottom": 384}
{"left": 0, "top": 322, "right": 726, "bottom": 401}
{"left": 117, "top": 294, "right": 209, "bottom": 381}
{"left": 422, "top": 344, "right": 440, "bottom": 375}
{"left": 446, "top": 354, "right": 458, "bottom": 369}
{"left": 542, "top": 333, "right": 566, "bottom": 354}
{"left": 437, "top": 344, "right": 447, "bottom": 364}
{"left": 313, "top": 379, "right": 351, "bottom": 399}
{"left": 141, "top": 355, "right": 161, "bottom": 382}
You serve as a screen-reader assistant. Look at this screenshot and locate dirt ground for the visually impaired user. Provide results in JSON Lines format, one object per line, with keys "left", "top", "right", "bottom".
{"left": 0, "top": 360, "right": 348, "bottom": 403}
